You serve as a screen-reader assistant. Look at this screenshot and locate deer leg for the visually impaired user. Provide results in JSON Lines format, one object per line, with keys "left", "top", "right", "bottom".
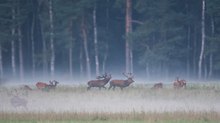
{"left": 120, "top": 87, "right": 123, "bottom": 90}
{"left": 108, "top": 85, "right": 112, "bottom": 90}
{"left": 113, "top": 86, "right": 116, "bottom": 90}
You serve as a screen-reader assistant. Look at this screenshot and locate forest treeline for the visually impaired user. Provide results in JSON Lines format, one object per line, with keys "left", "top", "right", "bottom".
{"left": 0, "top": 0, "right": 220, "bottom": 82}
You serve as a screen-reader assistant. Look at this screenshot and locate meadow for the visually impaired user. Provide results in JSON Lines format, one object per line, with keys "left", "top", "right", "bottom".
{"left": 0, "top": 82, "right": 220, "bottom": 123}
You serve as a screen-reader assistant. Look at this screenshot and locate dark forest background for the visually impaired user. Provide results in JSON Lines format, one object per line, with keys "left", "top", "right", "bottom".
{"left": 0, "top": 0, "right": 220, "bottom": 83}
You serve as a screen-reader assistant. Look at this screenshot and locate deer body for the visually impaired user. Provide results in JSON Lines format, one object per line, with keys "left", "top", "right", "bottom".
{"left": 173, "top": 78, "right": 186, "bottom": 89}
{"left": 36, "top": 82, "right": 48, "bottom": 89}
{"left": 152, "top": 82, "right": 163, "bottom": 89}
{"left": 109, "top": 73, "right": 134, "bottom": 90}
{"left": 87, "top": 74, "right": 111, "bottom": 90}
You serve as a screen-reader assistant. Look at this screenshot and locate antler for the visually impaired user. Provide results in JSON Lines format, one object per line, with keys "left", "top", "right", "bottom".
{"left": 123, "top": 73, "right": 133, "bottom": 78}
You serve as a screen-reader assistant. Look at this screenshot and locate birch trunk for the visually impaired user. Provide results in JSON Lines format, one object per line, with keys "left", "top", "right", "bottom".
{"left": 79, "top": 45, "right": 84, "bottom": 80}
{"left": 0, "top": 44, "right": 3, "bottom": 78}
{"left": 93, "top": 4, "right": 100, "bottom": 76}
{"left": 49, "top": 0, "right": 55, "bottom": 78}
{"left": 102, "top": 0, "right": 110, "bottom": 73}
{"left": 69, "top": 19, "right": 73, "bottom": 79}
{"left": 125, "top": 0, "right": 132, "bottom": 73}
{"left": 18, "top": 25, "right": 24, "bottom": 81}
{"left": 198, "top": 0, "right": 205, "bottom": 79}
{"left": 11, "top": 2, "right": 16, "bottom": 78}
{"left": 31, "top": 14, "right": 36, "bottom": 79}
{"left": 186, "top": 26, "right": 191, "bottom": 78}
{"left": 81, "top": 16, "right": 91, "bottom": 79}
{"left": 209, "top": 16, "right": 214, "bottom": 78}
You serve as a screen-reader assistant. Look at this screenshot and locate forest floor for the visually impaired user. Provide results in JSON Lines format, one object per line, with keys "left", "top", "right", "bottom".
{"left": 0, "top": 82, "right": 220, "bottom": 123}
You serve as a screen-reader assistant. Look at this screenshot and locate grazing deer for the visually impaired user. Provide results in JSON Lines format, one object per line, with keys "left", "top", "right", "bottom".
{"left": 87, "top": 73, "right": 112, "bottom": 90}
{"left": 173, "top": 77, "right": 186, "bottom": 89}
{"left": 9, "top": 89, "right": 28, "bottom": 110}
{"left": 152, "top": 82, "right": 163, "bottom": 89}
{"left": 108, "top": 73, "right": 134, "bottom": 90}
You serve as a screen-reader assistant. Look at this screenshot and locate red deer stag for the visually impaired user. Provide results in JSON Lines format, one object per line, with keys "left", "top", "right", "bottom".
{"left": 87, "top": 73, "right": 112, "bottom": 90}
{"left": 173, "top": 77, "right": 186, "bottom": 89}
{"left": 152, "top": 82, "right": 163, "bottom": 89}
{"left": 109, "top": 73, "right": 134, "bottom": 90}
{"left": 36, "top": 82, "right": 48, "bottom": 89}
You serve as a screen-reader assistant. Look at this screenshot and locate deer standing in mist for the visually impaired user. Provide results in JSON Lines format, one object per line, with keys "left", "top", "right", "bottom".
{"left": 151, "top": 82, "right": 163, "bottom": 89}
{"left": 36, "top": 82, "right": 49, "bottom": 89}
{"left": 36, "top": 80, "right": 59, "bottom": 91}
{"left": 173, "top": 77, "right": 186, "bottom": 89}
{"left": 87, "top": 73, "right": 112, "bottom": 90}
{"left": 108, "top": 73, "right": 134, "bottom": 90}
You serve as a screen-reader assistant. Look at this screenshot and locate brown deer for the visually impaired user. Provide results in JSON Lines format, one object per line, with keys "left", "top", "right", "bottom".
{"left": 173, "top": 77, "right": 186, "bottom": 89}
{"left": 87, "top": 73, "right": 112, "bottom": 90}
{"left": 152, "top": 82, "right": 163, "bottom": 89}
{"left": 36, "top": 82, "right": 48, "bottom": 89}
{"left": 108, "top": 73, "right": 134, "bottom": 90}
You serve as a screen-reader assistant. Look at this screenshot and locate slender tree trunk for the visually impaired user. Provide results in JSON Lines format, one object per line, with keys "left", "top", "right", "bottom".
{"left": 18, "top": 25, "right": 24, "bottom": 81}
{"left": 102, "top": 0, "right": 110, "bottom": 73}
{"left": 69, "top": 42, "right": 73, "bottom": 78}
{"left": 186, "top": 26, "right": 191, "bottom": 79}
{"left": 125, "top": 0, "right": 132, "bottom": 73}
{"left": 193, "top": 26, "right": 197, "bottom": 78}
{"left": 31, "top": 13, "right": 36, "bottom": 79}
{"left": 81, "top": 15, "right": 91, "bottom": 79}
{"left": 38, "top": 0, "right": 48, "bottom": 77}
{"left": 198, "top": 0, "right": 205, "bottom": 79}
{"left": 209, "top": 16, "right": 214, "bottom": 78}
{"left": 49, "top": 0, "right": 55, "bottom": 78}
{"left": 93, "top": 4, "right": 100, "bottom": 76}
{"left": 79, "top": 45, "right": 84, "bottom": 80}
{"left": 0, "top": 44, "right": 3, "bottom": 78}
{"left": 40, "top": 18, "right": 48, "bottom": 77}
{"left": 11, "top": 2, "right": 16, "bottom": 78}
{"left": 69, "top": 19, "right": 73, "bottom": 79}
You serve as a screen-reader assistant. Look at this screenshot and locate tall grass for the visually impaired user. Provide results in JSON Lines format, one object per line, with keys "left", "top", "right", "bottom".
{"left": 1, "top": 83, "right": 220, "bottom": 122}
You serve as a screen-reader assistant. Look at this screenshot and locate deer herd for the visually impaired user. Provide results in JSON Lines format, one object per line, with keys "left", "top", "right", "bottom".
{"left": 3, "top": 73, "right": 187, "bottom": 110}
{"left": 87, "top": 73, "right": 186, "bottom": 90}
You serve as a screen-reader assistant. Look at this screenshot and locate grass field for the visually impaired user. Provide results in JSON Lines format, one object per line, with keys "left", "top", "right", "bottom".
{"left": 0, "top": 82, "right": 220, "bottom": 122}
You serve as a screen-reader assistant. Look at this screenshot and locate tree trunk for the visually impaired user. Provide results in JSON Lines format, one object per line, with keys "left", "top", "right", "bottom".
{"left": 69, "top": 19, "right": 73, "bottom": 79}
{"left": 102, "top": 0, "right": 110, "bottom": 73}
{"left": 18, "top": 25, "right": 24, "bottom": 82}
{"left": 11, "top": 2, "right": 16, "bottom": 78}
{"left": 198, "top": 0, "right": 205, "bottom": 79}
{"left": 49, "top": 0, "right": 55, "bottom": 78}
{"left": 0, "top": 44, "right": 3, "bottom": 78}
{"left": 81, "top": 15, "right": 91, "bottom": 79}
{"left": 193, "top": 26, "right": 197, "bottom": 78}
{"left": 93, "top": 4, "right": 100, "bottom": 76}
{"left": 186, "top": 26, "right": 191, "bottom": 79}
{"left": 31, "top": 13, "right": 36, "bottom": 79}
{"left": 79, "top": 45, "right": 84, "bottom": 80}
{"left": 125, "top": 0, "right": 132, "bottom": 73}
{"left": 209, "top": 16, "right": 214, "bottom": 78}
